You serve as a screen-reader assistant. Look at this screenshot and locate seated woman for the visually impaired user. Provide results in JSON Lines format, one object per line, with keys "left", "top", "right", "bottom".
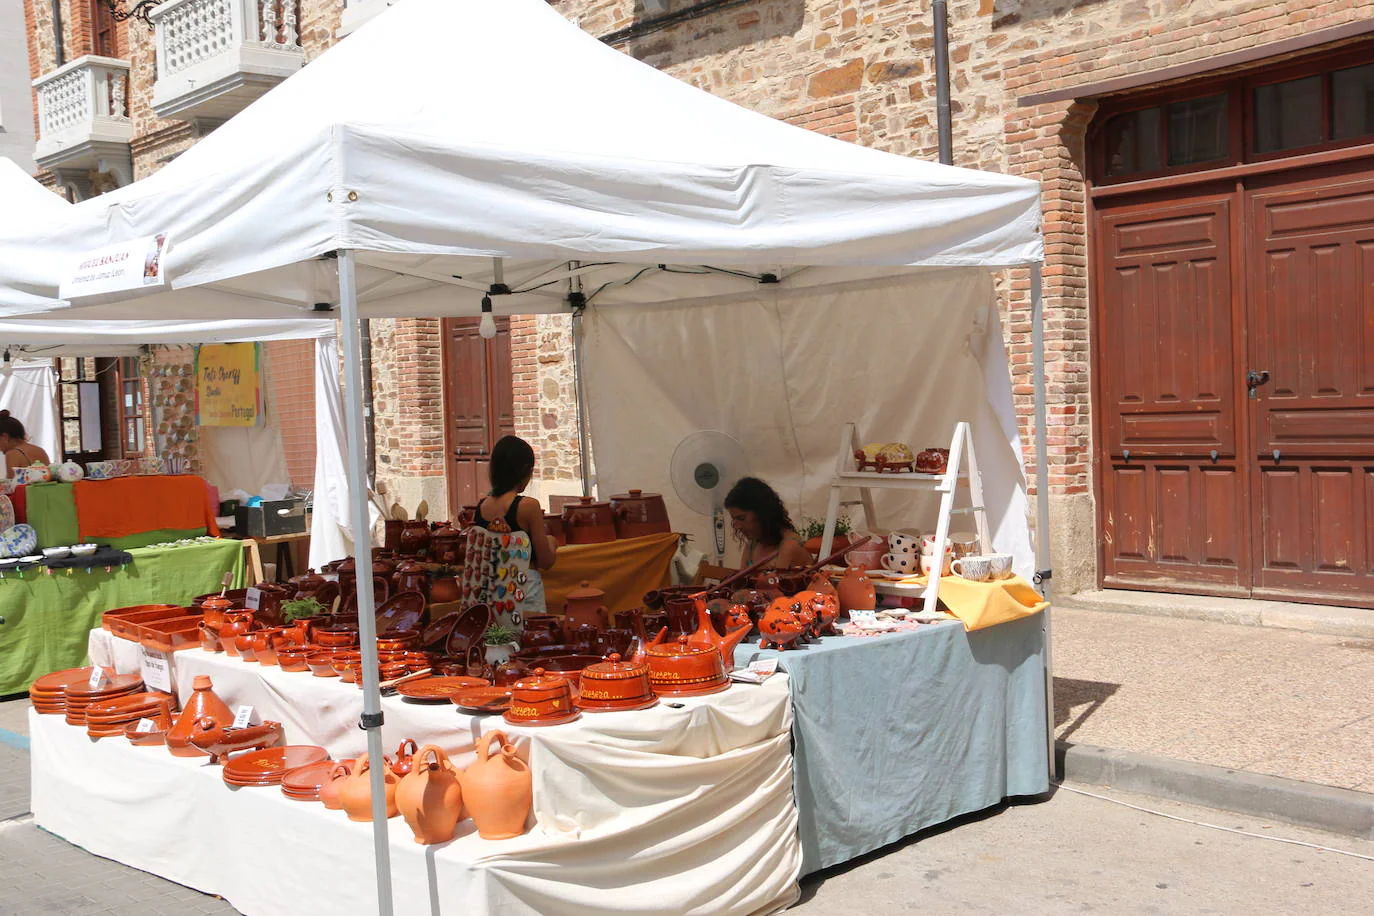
{"left": 0, "top": 410, "right": 51, "bottom": 474}
{"left": 724, "top": 476, "right": 813, "bottom": 569}
{"left": 470, "top": 436, "right": 556, "bottom": 626}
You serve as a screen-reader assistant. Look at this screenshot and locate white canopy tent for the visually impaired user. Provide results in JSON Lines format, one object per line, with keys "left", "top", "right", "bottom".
{"left": 2, "top": 0, "right": 1056, "bottom": 910}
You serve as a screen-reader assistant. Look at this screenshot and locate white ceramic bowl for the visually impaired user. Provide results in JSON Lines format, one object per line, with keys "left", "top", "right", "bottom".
{"left": 42, "top": 546, "right": 72, "bottom": 560}
{"left": 70, "top": 544, "right": 98, "bottom": 557}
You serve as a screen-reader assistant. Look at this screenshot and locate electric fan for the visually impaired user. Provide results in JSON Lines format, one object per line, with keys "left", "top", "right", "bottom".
{"left": 669, "top": 430, "right": 749, "bottom": 562}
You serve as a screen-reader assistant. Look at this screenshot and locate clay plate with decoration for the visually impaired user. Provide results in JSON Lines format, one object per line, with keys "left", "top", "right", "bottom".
{"left": 223, "top": 745, "right": 329, "bottom": 786}
{"left": 450, "top": 686, "right": 515, "bottom": 715}
{"left": 395, "top": 675, "right": 490, "bottom": 702}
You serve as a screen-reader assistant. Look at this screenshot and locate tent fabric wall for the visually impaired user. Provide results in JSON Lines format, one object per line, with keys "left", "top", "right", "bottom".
{"left": 0, "top": 358, "right": 61, "bottom": 471}
{"left": 309, "top": 337, "right": 354, "bottom": 570}
{"left": 198, "top": 345, "right": 292, "bottom": 499}
{"left": 581, "top": 271, "right": 1033, "bottom": 578}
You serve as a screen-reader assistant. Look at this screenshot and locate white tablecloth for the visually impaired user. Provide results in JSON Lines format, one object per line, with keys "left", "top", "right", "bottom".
{"left": 32, "top": 652, "right": 801, "bottom": 916}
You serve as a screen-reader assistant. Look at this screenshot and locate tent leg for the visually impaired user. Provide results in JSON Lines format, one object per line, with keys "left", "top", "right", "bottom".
{"left": 1030, "top": 261, "right": 1057, "bottom": 781}
{"left": 572, "top": 307, "right": 592, "bottom": 497}
{"left": 338, "top": 250, "right": 395, "bottom": 916}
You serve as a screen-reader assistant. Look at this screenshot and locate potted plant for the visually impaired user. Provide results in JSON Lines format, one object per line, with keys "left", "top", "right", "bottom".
{"left": 280, "top": 597, "right": 327, "bottom": 644}
{"left": 482, "top": 623, "right": 521, "bottom": 666}
{"left": 800, "top": 515, "right": 853, "bottom": 560}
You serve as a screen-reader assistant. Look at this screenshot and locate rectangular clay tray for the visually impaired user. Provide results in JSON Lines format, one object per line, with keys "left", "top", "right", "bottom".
{"left": 103, "top": 605, "right": 196, "bottom": 640}
{"left": 131, "top": 615, "right": 204, "bottom": 653}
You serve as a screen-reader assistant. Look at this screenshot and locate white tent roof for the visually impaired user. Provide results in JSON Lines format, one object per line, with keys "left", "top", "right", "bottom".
{"left": 8, "top": 0, "right": 1041, "bottom": 321}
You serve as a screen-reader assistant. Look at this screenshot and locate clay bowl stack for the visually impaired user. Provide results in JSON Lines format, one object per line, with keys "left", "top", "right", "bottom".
{"left": 84, "top": 692, "right": 175, "bottom": 739}
{"left": 63, "top": 674, "right": 145, "bottom": 726}
{"left": 280, "top": 759, "right": 336, "bottom": 802}
{"left": 223, "top": 746, "right": 329, "bottom": 788}
{"left": 29, "top": 667, "right": 104, "bottom": 716}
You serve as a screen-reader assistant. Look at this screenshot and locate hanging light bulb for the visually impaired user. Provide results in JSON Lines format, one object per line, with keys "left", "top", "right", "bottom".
{"left": 479, "top": 294, "right": 497, "bottom": 340}
{"left": 1, "top": 349, "right": 12, "bottom": 379}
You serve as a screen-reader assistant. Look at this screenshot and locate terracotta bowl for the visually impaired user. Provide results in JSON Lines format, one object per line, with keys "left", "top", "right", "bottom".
{"left": 376, "top": 630, "right": 420, "bottom": 653}
{"left": 313, "top": 627, "right": 359, "bottom": 649}
{"left": 232, "top": 634, "right": 259, "bottom": 662}
{"left": 276, "top": 648, "right": 310, "bottom": 672}
{"left": 330, "top": 650, "right": 362, "bottom": 678}
{"left": 306, "top": 653, "right": 341, "bottom": 677}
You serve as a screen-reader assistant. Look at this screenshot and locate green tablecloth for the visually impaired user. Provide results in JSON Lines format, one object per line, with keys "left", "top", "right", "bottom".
{"left": 23, "top": 482, "right": 80, "bottom": 550}
{"left": 0, "top": 538, "right": 245, "bottom": 695}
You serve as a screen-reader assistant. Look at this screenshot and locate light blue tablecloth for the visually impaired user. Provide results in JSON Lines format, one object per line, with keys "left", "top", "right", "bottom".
{"left": 738, "top": 615, "right": 1049, "bottom": 874}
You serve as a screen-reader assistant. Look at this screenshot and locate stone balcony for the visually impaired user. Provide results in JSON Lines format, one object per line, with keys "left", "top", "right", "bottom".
{"left": 149, "top": 0, "right": 304, "bottom": 126}
{"left": 32, "top": 55, "right": 134, "bottom": 199}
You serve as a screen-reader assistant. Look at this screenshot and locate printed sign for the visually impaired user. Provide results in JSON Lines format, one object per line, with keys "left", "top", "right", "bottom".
{"left": 245, "top": 587, "right": 262, "bottom": 611}
{"left": 139, "top": 647, "right": 172, "bottom": 694}
{"left": 135, "top": 718, "right": 155, "bottom": 734}
{"left": 60, "top": 234, "right": 169, "bottom": 298}
{"left": 195, "top": 343, "right": 262, "bottom": 427}
{"left": 232, "top": 705, "right": 257, "bottom": 729}
{"left": 87, "top": 667, "right": 109, "bottom": 689}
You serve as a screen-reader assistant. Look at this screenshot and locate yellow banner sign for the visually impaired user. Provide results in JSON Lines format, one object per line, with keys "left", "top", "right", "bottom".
{"left": 195, "top": 343, "right": 262, "bottom": 427}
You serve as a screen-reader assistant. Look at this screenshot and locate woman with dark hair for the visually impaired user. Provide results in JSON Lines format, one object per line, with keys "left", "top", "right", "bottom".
{"left": 0, "top": 410, "right": 50, "bottom": 473}
{"left": 724, "top": 476, "right": 813, "bottom": 569}
{"left": 473, "top": 435, "right": 556, "bottom": 571}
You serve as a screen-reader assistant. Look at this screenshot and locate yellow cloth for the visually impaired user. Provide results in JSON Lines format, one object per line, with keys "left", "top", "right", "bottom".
{"left": 542, "top": 532, "right": 680, "bottom": 616}
{"left": 895, "top": 573, "right": 1049, "bottom": 631}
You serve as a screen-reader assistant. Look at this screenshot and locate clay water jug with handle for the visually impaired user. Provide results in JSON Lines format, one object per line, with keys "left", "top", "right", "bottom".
{"left": 396, "top": 745, "right": 464, "bottom": 844}
{"left": 460, "top": 730, "right": 531, "bottom": 840}
{"left": 338, "top": 754, "right": 399, "bottom": 822}
{"left": 320, "top": 761, "right": 352, "bottom": 810}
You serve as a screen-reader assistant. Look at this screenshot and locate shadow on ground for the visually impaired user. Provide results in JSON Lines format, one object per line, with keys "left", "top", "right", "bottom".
{"left": 1053, "top": 676, "right": 1119, "bottom": 742}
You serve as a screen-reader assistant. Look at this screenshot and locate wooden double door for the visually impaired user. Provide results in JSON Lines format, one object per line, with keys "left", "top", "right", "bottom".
{"left": 441, "top": 318, "right": 514, "bottom": 520}
{"left": 1095, "top": 161, "right": 1374, "bottom": 606}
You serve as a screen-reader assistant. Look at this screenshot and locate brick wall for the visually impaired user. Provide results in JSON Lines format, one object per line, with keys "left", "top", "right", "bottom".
{"left": 265, "top": 340, "right": 317, "bottom": 489}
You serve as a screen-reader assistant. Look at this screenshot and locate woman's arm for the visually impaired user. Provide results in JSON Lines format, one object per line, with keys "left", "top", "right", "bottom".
{"left": 776, "top": 535, "right": 815, "bottom": 568}
{"left": 518, "top": 498, "right": 557, "bottom": 571}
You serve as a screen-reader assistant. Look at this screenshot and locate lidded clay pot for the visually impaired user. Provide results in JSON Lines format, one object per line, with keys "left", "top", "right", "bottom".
{"left": 166, "top": 675, "right": 234, "bottom": 757}
{"left": 396, "top": 744, "right": 463, "bottom": 845}
{"left": 645, "top": 634, "right": 729, "bottom": 697}
{"left": 504, "top": 668, "right": 578, "bottom": 726}
{"left": 578, "top": 653, "right": 655, "bottom": 711}
{"left": 459, "top": 730, "right": 531, "bottom": 840}
{"left": 608, "top": 489, "right": 671, "bottom": 540}
{"left": 561, "top": 497, "right": 616, "bottom": 545}
{"left": 562, "top": 580, "right": 609, "bottom": 632}
{"left": 199, "top": 594, "right": 235, "bottom": 631}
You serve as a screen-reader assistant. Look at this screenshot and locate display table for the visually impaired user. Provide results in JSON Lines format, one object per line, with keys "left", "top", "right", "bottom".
{"left": 30, "top": 669, "right": 801, "bottom": 916}
{"left": 0, "top": 539, "right": 245, "bottom": 695}
{"left": 544, "top": 531, "right": 679, "bottom": 615}
{"left": 739, "top": 615, "right": 1048, "bottom": 874}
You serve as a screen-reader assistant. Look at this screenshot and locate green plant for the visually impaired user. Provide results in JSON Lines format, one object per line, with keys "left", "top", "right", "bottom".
{"left": 281, "top": 597, "right": 326, "bottom": 623}
{"left": 483, "top": 623, "right": 520, "bottom": 646}
{"left": 799, "top": 515, "right": 853, "bottom": 540}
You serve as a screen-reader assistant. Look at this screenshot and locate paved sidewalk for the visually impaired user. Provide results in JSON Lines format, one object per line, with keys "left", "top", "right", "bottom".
{"left": 1052, "top": 606, "right": 1374, "bottom": 792}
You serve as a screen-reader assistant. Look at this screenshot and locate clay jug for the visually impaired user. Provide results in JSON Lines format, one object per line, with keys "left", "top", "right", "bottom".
{"left": 836, "top": 565, "right": 876, "bottom": 614}
{"left": 218, "top": 610, "right": 255, "bottom": 655}
{"left": 320, "top": 761, "right": 353, "bottom": 810}
{"left": 390, "top": 738, "right": 419, "bottom": 777}
{"left": 338, "top": 754, "right": 399, "bottom": 822}
{"left": 460, "top": 730, "right": 531, "bottom": 840}
{"left": 396, "top": 744, "right": 463, "bottom": 845}
{"left": 563, "top": 581, "right": 609, "bottom": 632}
{"left": 166, "top": 675, "right": 234, "bottom": 757}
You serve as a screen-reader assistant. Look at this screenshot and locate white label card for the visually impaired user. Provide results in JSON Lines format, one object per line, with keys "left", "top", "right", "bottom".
{"left": 87, "top": 667, "right": 108, "bottom": 689}
{"left": 138, "top": 647, "right": 172, "bottom": 693}
{"left": 232, "top": 705, "right": 255, "bottom": 729}
{"left": 135, "top": 718, "right": 155, "bottom": 734}
{"left": 244, "top": 587, "right": 262, "bottom": 611}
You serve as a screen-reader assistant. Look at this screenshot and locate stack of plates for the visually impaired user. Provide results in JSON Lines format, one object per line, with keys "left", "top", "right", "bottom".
{"left": 280, "top": 759, "right": 336, "bottom": 802}
{"left": 62, "top": 674, "right": 144, "bottom": 726}
{"left": 29, "top": 668, "right": 103, "bottom": 715}
{"left": 395, "top": 675, "right": 490, "bottom": 703}
{"left": 223, "top": 746, "right": 328, "bottom": 788}
{"left": 83, "top": 692, "right": 175, "bottom": 739}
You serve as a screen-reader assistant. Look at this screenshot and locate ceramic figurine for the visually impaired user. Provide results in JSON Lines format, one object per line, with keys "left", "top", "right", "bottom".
{"left": 836, "top": 565, "right": 876, "bottom": 614}
{"left": 757, "top": 597, "right": 808, "bottom": 651}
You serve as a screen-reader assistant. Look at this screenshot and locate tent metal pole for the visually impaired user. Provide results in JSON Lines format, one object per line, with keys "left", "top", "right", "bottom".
{"left": 338, "top": 249, "right": 395, "bottom": 916}
{"left": 572, "top": 306, "right": 592, "bottom": 497}
{"left": 933, "top": 0, "right": 952, "bottom": 165}
{"left": 1030, "top": 261, "right": 1057, "bottom": 781}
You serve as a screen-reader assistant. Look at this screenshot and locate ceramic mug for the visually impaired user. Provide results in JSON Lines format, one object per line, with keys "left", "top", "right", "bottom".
{"left": 951, "top": 556, "right": 994, "bottom": 582}
{"left": 888, "top": 531, "right": 922, "bottom": 554}
{"left": 985, "top": 554, "right": 1014, "bottom": 579}
{"left": 949, "top": 531, "right": 981, "bottom": 558}
{"left": 881, "top": 552, "right": 920, "bottom": 574}
{"left": 920, "top": 549, "right": 952, "bottom": 578}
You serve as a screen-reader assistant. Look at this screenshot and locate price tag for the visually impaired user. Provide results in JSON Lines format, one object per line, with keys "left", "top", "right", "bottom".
{"left": 87, "top": 667, "right": 108, "bottom": 689}
{"left": 134, "top": 718, "right": 155, "bottom": 734}
{"left": 245, "top": 587, "right": 262, "bottom": 611}
{"left": 232, "top": 705, "right": 256, "bottom": 729}
{"left": 139, "top": 647, "right": 172, "bottom": 694}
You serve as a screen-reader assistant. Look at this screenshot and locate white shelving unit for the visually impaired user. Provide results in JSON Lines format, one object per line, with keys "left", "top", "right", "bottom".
{"left": 818, "top": 421, "right": 989, "bottom": 614}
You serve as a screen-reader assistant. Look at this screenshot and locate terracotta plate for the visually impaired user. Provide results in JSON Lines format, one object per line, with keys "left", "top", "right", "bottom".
{"left": 420, "top": 612, "right": 459, "bottom": 649}
{"left": 451, "top": 687, "right": 514, "bottom": 714}
{"left": 502, "top": 708, "right": 581, "bottom": 728}
{"left": 66, "top": 673, "right": 143, "bottom": 698}
{"left": 395, "top": 676, "right": 490, "bottom": 702}
{"left": 280, "top": 759, "right": 335, "bottom": 794}
{"left": 31, "top": 668, "right": 105, "bottom": 694}
{"left": 445, "top": 604, "right": 493, "bottom": 656}
{"left": 650, "top": 678, "right": 731, "bottom": 698}
{"left": 223, "top": 745, "right": 328, "bottom": 785}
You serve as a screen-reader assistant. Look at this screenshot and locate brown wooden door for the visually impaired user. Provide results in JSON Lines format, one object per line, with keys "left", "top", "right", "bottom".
{"left": 442, "top": 318, "right": 515, "bottom": 520}
{"left": 1245, "top": 166, "right": 1374, "bottom": 604}
{"left": 1096, "top": 191, "right": 1249, "bottom": 592}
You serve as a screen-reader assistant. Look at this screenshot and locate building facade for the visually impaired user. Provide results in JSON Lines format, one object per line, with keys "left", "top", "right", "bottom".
{"left": 1, "top": 0, "right": 37, "bottom": 170}
{"left": 21, "top": 0, "right": 1374, "bottom": 606}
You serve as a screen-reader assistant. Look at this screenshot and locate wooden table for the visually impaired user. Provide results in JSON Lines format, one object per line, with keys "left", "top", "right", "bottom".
{"left": 237, "top": 531, "right": 311, "bottom": 585}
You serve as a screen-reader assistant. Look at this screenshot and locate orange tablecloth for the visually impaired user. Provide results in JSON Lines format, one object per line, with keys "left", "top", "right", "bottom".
{"left": 542, "top": 531, "right": 680, "bottom": 616}
{"left": 72, "top": 475, "right": 220, "bottom": 542}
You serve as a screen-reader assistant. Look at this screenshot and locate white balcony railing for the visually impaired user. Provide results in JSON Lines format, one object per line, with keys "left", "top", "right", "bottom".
{"left": 32, "top": 55, "right": 132, "bottom": 162}
{"left": 150, "top": 0, "right": 304, "bottom": 122}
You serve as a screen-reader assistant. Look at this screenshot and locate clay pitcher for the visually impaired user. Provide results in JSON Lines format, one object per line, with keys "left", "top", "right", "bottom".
{"left": 396, "top": 744, "right": 464, "bottom": 845}
{"left": 320, "top": 761, "right": 353, "bottom": 810}
{"left": 460, "top": 730, "right": 531, "bottom": 840}
{"left": 836, "top": 565, "right": 876, "bottom": 614}
{"left": 338, "top": 754, "right": 399, "bottom": 822}
{"left": 166, "top": 675, "right": 234, "bottom": 757}
{"left": 390, "top": 738, "right": 419, "bottom": 778}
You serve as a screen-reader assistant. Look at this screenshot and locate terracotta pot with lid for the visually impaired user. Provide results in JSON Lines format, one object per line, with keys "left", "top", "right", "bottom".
{"left": 562, "top": 580, "right": 609, "bottom": 633}
{"left": 392, "top": 560, "right": 428, "bottom": 598}
{"left": 561, "top": 497, "right": 616, "bottom": 545}
{"left": 504, "top": 667, "right": 579, "bottom": 726}
{"left": 645, "top": 634, "right": 730, "bottom": 697}
{"left": 609, "top": 489, "right": 671, "bottom": 540}
{"left": 578, "top": 653, "right": 656, "bottom": 711}
{"left": 544, "top": 513, "right": 568, "bottom": 547}
{"left": 398, "top": 520, "right": 430, "bottom": 556}
{"left": 429, "top": 525, "right": 464, "bottom": 565}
